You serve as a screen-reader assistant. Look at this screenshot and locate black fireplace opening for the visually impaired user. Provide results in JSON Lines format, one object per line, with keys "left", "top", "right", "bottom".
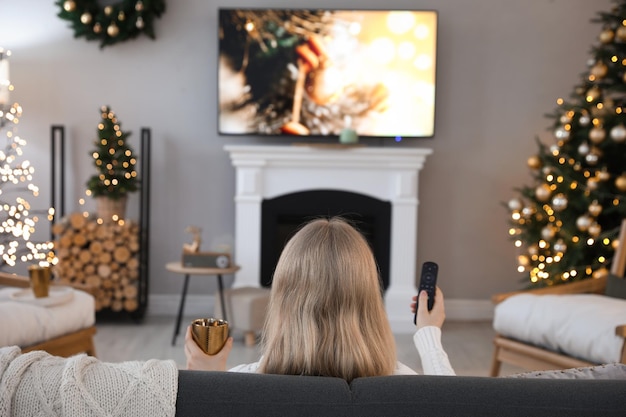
{"left": 260, "top": 190, "right": 392, "bottom": 290}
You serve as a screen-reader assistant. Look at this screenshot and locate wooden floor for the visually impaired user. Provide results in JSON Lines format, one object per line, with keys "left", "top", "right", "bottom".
{"left": 93, "top": 316, "right": 526, "bottom": 376}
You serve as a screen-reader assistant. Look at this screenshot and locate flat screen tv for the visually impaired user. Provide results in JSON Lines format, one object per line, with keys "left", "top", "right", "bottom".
{"left": 218, "top": 8, "right": 438, "bottom": 139}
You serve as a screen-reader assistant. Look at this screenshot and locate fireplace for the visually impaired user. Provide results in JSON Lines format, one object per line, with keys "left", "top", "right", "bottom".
{"left": 261, "top": 189, "right": 391, "bottom": 289}
{"left": 225, "top": 144, "right": 432, "bottom": 332}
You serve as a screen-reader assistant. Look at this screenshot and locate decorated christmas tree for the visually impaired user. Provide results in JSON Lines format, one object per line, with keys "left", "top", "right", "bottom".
{"left": 86, "top": 106, "right": 139, "bottom": 202}
{"left": 508, "top": 0, "right": 626, "bottom": 288}
{"left": 0, "top": 48, "right": 54, "bottom": 268}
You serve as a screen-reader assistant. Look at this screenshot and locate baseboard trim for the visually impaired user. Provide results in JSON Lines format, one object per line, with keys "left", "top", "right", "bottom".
{"left": 146, "top": 295, "right": 494, "bottom": 332}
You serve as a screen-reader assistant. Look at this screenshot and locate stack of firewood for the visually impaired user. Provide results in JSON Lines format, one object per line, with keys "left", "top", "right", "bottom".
{"left": 52, "top": 212, "right": 140, "bottom": 312}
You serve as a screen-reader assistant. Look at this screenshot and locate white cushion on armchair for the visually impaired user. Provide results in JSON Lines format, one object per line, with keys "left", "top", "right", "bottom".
{"left": 493, "top": 293, "right": 626, "bottom": 364}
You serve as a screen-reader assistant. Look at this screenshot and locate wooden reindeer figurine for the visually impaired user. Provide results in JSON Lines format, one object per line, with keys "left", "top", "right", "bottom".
{"left": 182, "top": 226, "right": 202, "bottom": 253}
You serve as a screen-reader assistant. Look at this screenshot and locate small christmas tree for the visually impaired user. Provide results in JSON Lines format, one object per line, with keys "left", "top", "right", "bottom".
{"left": 86, "top": 106, "right": 139, "bottom": 207}
{"left": 0, "top": 48, "right": 54, "bottom": 268}
{"left": 508, "top": 0, "right": 626, "bottom": 288}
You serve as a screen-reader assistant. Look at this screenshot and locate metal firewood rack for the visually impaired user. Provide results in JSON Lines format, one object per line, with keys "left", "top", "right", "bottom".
{"left": 50, "top": 125, "right": 151, "bottom": 321}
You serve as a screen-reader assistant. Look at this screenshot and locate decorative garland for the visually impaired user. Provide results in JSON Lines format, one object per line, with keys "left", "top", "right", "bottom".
{"left": 55, "top": 0, "right": 166, "bottom": 48}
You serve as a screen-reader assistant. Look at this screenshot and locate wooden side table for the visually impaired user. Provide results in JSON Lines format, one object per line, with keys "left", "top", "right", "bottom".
{"left": 166, "top": 262, "right": 240, "bottom": 345}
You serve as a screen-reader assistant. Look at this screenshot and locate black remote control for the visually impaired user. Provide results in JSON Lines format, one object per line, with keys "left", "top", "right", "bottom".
{"left": 413, "top": 261, "right": 438, "bottom": 325}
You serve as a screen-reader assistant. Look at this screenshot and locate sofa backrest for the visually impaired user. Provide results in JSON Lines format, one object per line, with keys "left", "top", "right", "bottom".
{"left": 176, "top": 370, "right": 626, "bottom": 417}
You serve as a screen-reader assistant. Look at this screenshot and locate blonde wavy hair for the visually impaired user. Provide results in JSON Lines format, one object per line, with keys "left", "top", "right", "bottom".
{"left": 259, "top": 216, "right": 397, "bottom": 382}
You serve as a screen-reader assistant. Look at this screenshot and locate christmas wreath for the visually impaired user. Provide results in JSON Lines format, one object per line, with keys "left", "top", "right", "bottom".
{"left": 55, "top": 0, "right": 166, "bottom": 48}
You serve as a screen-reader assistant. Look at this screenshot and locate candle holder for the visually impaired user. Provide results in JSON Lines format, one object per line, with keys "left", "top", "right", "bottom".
{"left": 28, "top": 265, "right": 51, "bottom": 298}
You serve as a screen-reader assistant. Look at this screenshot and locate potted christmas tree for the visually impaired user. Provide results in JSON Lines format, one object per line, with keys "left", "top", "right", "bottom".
{"left": 87, "top": 106, "right": 139, "bottom": 221}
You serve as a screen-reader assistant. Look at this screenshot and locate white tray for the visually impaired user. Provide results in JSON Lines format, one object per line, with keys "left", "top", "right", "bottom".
{"left": 9, "top": 286, "right": 74, "bottom": 307}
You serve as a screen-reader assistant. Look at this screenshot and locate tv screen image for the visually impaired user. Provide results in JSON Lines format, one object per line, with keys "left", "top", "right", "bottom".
{"left": 218, "top": 9, "right": 438, "bottom": 138}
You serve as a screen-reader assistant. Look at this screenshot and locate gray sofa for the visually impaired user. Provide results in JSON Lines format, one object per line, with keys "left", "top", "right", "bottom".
{"left": 176, "top": 370, "right": 626, "bottom": 417}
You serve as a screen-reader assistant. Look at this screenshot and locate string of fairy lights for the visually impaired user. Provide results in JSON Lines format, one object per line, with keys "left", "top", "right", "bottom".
{"left": 0, "top": 48, "right": 56, "bottom": 268}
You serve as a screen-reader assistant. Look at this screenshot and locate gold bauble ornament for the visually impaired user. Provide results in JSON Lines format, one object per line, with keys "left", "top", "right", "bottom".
{"left": 136, "top": 17, "right": 145, "bottom": 29}
{"left": 588, "top": 222, "right": 601, "bottom": 237}
{"left": 104, "top": 6, "right": 113, "bottom": 16}
{"left": 93, "top": 23, "right": 102, "bottom": 34}
{"left": 118, "top": 11, "right": 126, "bottom": 21}
{"left": 587, "top": 177, "right": 599, "bottom": 190}
{"left": 80, "top": 12, "right": 92, "bottom": 25}
{"left": 527, "top": 155, "right": 542, "bottom": 170}
{"left": 616, "top": 174, "right": 626, "bottom": 191}
{"left": 598, "top": 168, "right": 610, "bottom": 181}
{"left": 136, "top": 1, "right": 145, "bottom": 12}
{"left": 589, "top": 200, "right": 603, "bottom": 217}
{"left": 599, "top": 29, "right": 615, "bottom": 44}
{"left": 107, "top": 23, "right": 119, "bottom": 37}
{"left": 63, "top": 0, "right": 76, "bottom": 12}
{"left": 591, "top": 62, "right": 608, "bottom": 78}
{"left": 589, "top": 126, "right": 606, "bottom": 144}
{"left": 616, "top": 25, "right": 626, "bottom": 41}
{"left": 535, "top": 184, "right": 552, "bottom": 202}
{"left": 586, "top": 86, "right": 601, "bottom": 101}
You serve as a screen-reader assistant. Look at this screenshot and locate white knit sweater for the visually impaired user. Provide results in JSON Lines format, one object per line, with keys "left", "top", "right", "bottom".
{"left": 0, "top": 346, "right": 178, "bottom": 417}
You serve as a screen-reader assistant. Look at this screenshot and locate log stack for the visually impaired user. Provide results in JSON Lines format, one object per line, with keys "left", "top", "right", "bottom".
{"left": 52, "top": 212, "right": 141, "bottom": 312}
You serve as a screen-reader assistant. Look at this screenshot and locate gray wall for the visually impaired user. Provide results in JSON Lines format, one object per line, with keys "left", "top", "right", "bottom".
{"left": 1, "top": 0, "right": 611, "bottom": 305}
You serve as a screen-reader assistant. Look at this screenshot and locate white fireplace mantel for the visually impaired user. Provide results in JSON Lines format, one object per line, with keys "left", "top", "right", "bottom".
{"left": 225, "top": 144, "right": 433, "bottom": 332}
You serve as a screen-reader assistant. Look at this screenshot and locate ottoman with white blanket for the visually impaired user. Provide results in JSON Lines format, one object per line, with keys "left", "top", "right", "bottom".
{"left": 493, "top": 293, "right": 626, "bottom": 370}
{"left": 0, "top": 287, "right": 96, "bottom": 357}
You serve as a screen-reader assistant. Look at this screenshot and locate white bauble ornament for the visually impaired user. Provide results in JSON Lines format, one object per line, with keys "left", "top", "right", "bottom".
{"left": 576, "top": 215, "right": 592, "bottom": 231}
{"left": 579, "top": 114, "right": 591, "bottom": 126}
{"left": 578, "top": 142, "right": 590, "bottom": 155}
{"left": 551, "top": 194, "right": 568, "bottom": 211}
{"left": 610, "top": 124, "right": 626, "bottom": 142}
{"left": 535, "top": 184, "right": 552, "bottom": 202}
{"left": 585, "top": 152, "right": 599, "bottom": 165}
{"left": 521, "top": 206, "right": 535, "bottom": 218}
{"left": 508, "top": 198, "right": 523, "bottom": 211}
{"left": 554, "top": 239, "right": 567, "bottom": 253}
{"left": 541, "top": 226, "right": 556, "bottom": 240}
{"left": 554, "top": 127, "right": 570, "bottom": 141}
